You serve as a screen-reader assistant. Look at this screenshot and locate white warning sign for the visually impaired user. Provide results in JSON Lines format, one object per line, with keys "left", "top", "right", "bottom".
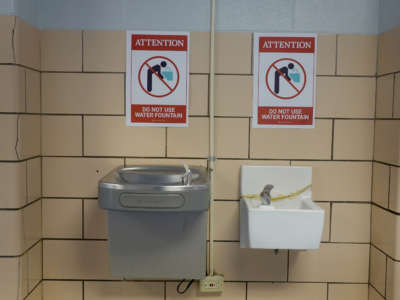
{"left": 253, "top": 33, "right": 317, "bottom": 128}
{"left": 126, "top": 31, "right": 189, "bottom": 127}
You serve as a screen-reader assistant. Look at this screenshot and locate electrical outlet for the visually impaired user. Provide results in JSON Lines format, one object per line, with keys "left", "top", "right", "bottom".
{"left": 199, "top": 274, "right": 224, "bottom": 293}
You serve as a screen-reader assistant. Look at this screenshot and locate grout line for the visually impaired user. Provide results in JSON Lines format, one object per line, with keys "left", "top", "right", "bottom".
{"left": 82, "top": 115, "right": 84, "bottom": 156}
{"left": 0, "top": 196, "right": 42, "bottom": 211}
{"left": 326, "top": 283, "right": 329, "bottom": 300}
{"left": 83, "top": 280, "right": 85, "bottom": 300}
{"left": 38, "top": 155, "right": 375, "bottom": 163}
{"left": 371, "top": 201, "right": 400, "bottom": 216}
{"left": 14, "top": 114, "right": 21, "bottom": 160}
{"left": 164, "top": 281, "right": 166, "bottom": 300}
{"left": 24, "top": 69, "right": 27, "bottom": 112}
{"left": 82, "top": 199, "right": 85, "bottom": 239}
{"left": 370, "top": 283, "right": 386, "bottom": 299}
{"left": 384, "top": 255, "right": 388, "bottom": 297}
{"left": 248, "top": 117, "right": 251, "bottom": 159}
{"left": 387, "top": 166, "right": 391, "bottom": 208}
{"left": 165, "top": 128, "right": 168, "bottom": 157}
{"left": 286, "top": 250, "right": 290, "bottom": 281}
{"left": 330, "top": 119, "right": 335, "bottom": 160}
{"left": 0, "top": 238, "right": 42, "bottom": 259}
{"left": 245, "top": 282, "right": 248, "bottom": 300}
{"left": 371, "top": 242, "right": 400, "bottom": 263}
{"left": 334, "top": 35, "right": 338, "bottom": 76}
{"left": 392, "top": 73, "right": 395, "bottom": 119}
{"left": 81, "top": 30, "right": 84, "bottom": 72}
{"left": 329, "top": 202, "right": 333, "bottom": 242}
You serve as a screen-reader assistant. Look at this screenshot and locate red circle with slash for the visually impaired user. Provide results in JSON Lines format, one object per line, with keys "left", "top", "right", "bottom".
{"left": 265, "top": 58, "right": 306, "bottom": 100}
{"left": 138, "top": 56, "right": 180, "bottom": 98}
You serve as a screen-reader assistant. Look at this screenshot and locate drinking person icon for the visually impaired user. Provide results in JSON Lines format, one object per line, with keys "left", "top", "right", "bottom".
{"left": 274, "top": 63, "right": 294, "bottom": 94}
{"left": 147, "top": 61, "right": 167, "bottom": 92}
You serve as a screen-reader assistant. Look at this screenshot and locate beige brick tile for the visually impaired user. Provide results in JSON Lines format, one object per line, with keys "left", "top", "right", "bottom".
{"left": 289, "top": 243, "right": 369, "bottom": 282}
{"left": 292, "top": 161, "right": 372, "bottom": 202}
{"left": 189, "top": 74, "right": 208, "bottom": 116}
{"left": 190, "top": 32, "right": 209, "bottom": 74}
{"left": 251, "top": 119, "right": 332, "bottom": 159}
{"left": 42, "top": 157, "right": 123, "bottom": 198}
{"left": 84, "top": 116, "right": 165, "bottom": 157}
{"left": 83, "top": 30, "right": 125, "bottom": 72}
{"left": 333, "top": 120, "right": 374, "bottom": 160}
{"left": 317, "top": 202, "right": 330, "bottom": 242}
{"left": 18, "top": 115, "right": 41, "bottom": 159}
{"left": 20, "top": 253, "right": 29, "bottom": 299}
{"left": 84, "top": 199, "right": 108, "bottom": 239}
{"left": 371, "top": 205, "right": 400, "bottom": 260}
{"left": 216, "top": 118, "right": 249, "bottom": 158}
{"left": 0, "top": 257, "right": 26, "bottom": 300}
{"left": 248, "top": 283, "right": 327, "bottom": 300}
{"left": 372, "top": 162, "right": 390, "bottom": 208}
{"left": 28, "top": 242, "right": 42, "bottom": 292}
{"left": 43, "top": 199, "right": 82, "bottom": 239}
{"left": 369, "top": 286, "right": 385, "bottom": 300}
{"left": 125, "top": 158, "right": 207, "bottom": 168}
{"left": 43, "top": 240, "right": 110, "bottom": 280}
{"left": 376, "top": 74, "right": 394, "bottom": 118}
{"left": 0, "top": 65, "right": 25, "bottom": 112}
{"left": 14, "top": 17, "right": 40, "bottom": 70}
{"left": 316, "top": 77, "right": 375, "bottom": 118}
{"left": 214, "top": 201, "right": 239, "bottom": 241}
{"left": 85, "top": 281, "right": 164, "bottom": 300}
{"left": 214, "top": 160, "right": 289, "bottom": 200}
{"left": 167, "top": 117, "right": 209, "bottom": 158}
{"left": 331, "top": 203, "right": 371, "bottom": 243}
{"left": 167, "top": 281, "right": 245, "bottom": 300}
{"left": 27, "top": 157, "right": 41, "bottom": 204}
{"left": 378, "top": 26, "right": 400, "bottom": 75}
{"left": 215, "top": 32, "right": 252, "bottom": 74}
{"left": 0, "top": 15, "right": 16, "bottom": 63}
{"left": 42, "top": 116, "right": 82, "bottom": 156}
{"left": 387, "top": 258, "right": 400, "bottom": 300}
{"left": 23, "top": 200, "right": 42, "bottom": 250}
{"left": 337, "top": 35, "right": 377, "bottom": 75}
{"left": 394, "top": 73, "right": 400, "bottom": 118}
{"left": 26, "top": 283, "right": 42, "bottom": 300}
{"left": 328, "top": 284, "right": 368, "bottom": 300}
{"left": 0, "top": 115, "right": 19, "bottom": 160}
{"left": 374, "top": 120, "right": 400, "bottom": 165}
{"left": 370, "top": 246, "right": 387, "bottom": 296}
{"left": 42, "top": 73, "right": 124, "bottom": 114}
{"left": 41, "top": 30, "right": 82, "bottom": 71}
{"left": 43, "top": 280, "right": 83, "bottom": 300}
{"left": 0, "top": 161, "right": 27, "bottom": 208}
{"left": 215, "top": 75, "right": 252, "bottom": 117}
{"left": 214, "top": 242, "right": 287, "bottom": 281}
{"left": 317, "top": 34, "right": 336, "bottom": 75}
{"left": 26, "top": 69, "right": 41, "bottom": 113}
{"left": 389, "top": 166, "right": 400, "bottom": 213}
{"left": 0, "top": 210, "right": 23, "bottom": 255}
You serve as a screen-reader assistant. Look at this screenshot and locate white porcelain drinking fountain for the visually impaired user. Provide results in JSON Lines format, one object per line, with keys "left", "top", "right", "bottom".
{"left": 240, "top": 166, "right": 324, "bottom": 250}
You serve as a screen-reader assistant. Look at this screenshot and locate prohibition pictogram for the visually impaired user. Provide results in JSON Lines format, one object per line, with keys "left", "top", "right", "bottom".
{"left": 138, "top": 56, "right": 180, "bottom": 98}
{"left": 265, "top": 58, "right": 306, "bottom": 100}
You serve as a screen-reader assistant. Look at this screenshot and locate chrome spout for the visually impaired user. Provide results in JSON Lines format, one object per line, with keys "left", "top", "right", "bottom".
{"left": 260, "top": 184, "right": 274, "bottom": 205}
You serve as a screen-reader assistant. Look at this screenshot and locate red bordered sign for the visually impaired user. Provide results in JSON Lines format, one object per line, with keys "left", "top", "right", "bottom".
{"left": 253, "top": 33, "right": 317, "bottom": 128}
{"left": 126, "top": 31, "right": 189, "bottom": 127}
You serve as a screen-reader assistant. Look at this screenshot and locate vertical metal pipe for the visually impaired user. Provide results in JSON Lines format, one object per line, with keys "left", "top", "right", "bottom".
{"left": 208, "top": 0, "right": 216, "bottom": 277}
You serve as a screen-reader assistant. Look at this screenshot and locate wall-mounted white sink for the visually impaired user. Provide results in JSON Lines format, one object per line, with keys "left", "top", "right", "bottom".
{"left": 240, "top": 166, "right": 324, "bottom": 250}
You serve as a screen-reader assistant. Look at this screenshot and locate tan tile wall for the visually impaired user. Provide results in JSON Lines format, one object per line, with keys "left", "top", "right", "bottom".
{"left": 0, "top": 15, "right": 384, "bottom": 300}
{"left": 37, "top": 29, "right": 377, "bottom": 300}
{"left": 0, "top": 16, "right": 42, "bottom": 300}
{"left": 370, "top": 25, "right": 400, "bottom": 300}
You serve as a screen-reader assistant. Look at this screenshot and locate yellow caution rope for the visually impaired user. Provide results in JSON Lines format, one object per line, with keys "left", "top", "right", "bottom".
{"left": 242, "top": 184, "right": 312, "bottom": 202}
